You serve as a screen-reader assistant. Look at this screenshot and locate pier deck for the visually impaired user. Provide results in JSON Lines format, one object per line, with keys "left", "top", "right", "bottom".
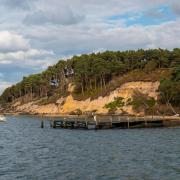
{"left": 40, "top": 115, "right": 180, "bottom": 129}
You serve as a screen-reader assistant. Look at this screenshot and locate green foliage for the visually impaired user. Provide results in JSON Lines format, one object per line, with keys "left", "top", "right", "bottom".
{"left": 104, "top": 97, "right": 125, "bottom": 114}
{"left": 171, "top": 65, "right": 180, "bottom": 81}
{"left": 128, "top": 90, "right": 156, "bottom": 114}
{"left": 159, "top": 66, "right": 180, "bottom": 107}
{"left": 144, "top": 60, "right": 158, "bottom": 73}
{"left": 0, "top": 48, "right": 180, "bottom": 108}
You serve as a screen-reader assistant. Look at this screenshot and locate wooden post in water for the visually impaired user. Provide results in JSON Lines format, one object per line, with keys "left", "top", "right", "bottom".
{"left": 145, "top": 117, "right": 147, "bottom": 127}
{"left": 74, "top": 120, "right": 77, "bottom": 129}
{"left": 49, "top": 116, "right": 53, "bottom": 128}
{"left": 49, "top": 116, "right": 51, "bottom": 127}
{"left": 94, "top": 115, "right": 99, "bottom": 130}
{"left": 110, "top": 116, "right": 113, "bottom": 128}
{"left": 52, "top": 118, "right": 56, "bottom": 128}
{"left": 41, "top": 120, "right": 44, "bottom": 128}
{"left": 64, "top": 121, "right": 67, "bottom": 128}
{"left": 85, "top": 118, "right": 88, "bottom": 129}
{"left": 40, "top": 114, "right": 44, "bottom": 128}
{"left": 127, "top": 117, "right": 130, "bottom": 129}
{"left": 118, "top": 116, "right": 121, "bottom": 122}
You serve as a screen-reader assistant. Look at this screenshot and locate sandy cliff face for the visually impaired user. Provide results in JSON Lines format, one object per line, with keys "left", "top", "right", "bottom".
{"left": 15, "top": 102, "right": 58, "bottom": 114}
{"left": 13, "top": 81, "right": 160, "bottom": 115}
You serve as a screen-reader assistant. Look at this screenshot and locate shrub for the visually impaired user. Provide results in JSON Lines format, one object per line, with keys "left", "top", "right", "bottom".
{"left": 69, "top": 109, "right": 83, "bottom": 115}
{"left": 128, "top": 90, "right": 156, "bottom": 115}
{"left": 104, "top": 97, "right": 125, "bottom": 114}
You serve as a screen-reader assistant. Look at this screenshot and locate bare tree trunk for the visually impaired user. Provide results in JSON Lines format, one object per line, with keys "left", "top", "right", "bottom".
{"left": 81, "top": 84, "right": 84, "bottom": 95}
{"left": 94, "top": 77, "right": 97, "bottom": 90}
{"left": 89, "top": 79, "right": 93, "bottom": 90}
{"left": 100, "top": 77, "right": 103, "bottom": 89}
{"left": 102, "top": 76, "right": 106, "bottom": 88}
{"left": 31, "top": 87, "right": 33, "bottom": 100}
{"left": 19, "top": 90, "right": 21, "bottom": 97}
{"left": 167, "top": 102, "right": 177, "bottom": 115}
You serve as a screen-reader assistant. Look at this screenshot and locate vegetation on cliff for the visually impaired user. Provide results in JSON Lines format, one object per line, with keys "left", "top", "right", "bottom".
{"left": 159, "top": 66, "right": 180, "bottom": 106}
{"left": 0, "top": 48, "right": 180, "bottom": 114}
{"left": 104, "top": 97, "right": 126, "bottom": 114}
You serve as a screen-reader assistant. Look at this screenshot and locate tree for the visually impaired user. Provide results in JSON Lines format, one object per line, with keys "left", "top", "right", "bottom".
{"left": 159, "top": 65, "right": 180, "bottom": 108}
{"left": 128, "top": 90, "right": 156, "bottom": 115}
{"left": 159, "top": 80, "right": 180, "bottom": 108}
{"left": 0, "top": 48, "right": 180, "bottom": 108}
{"left": 144, "top": 60, "right": 158, "bottom": 73}
{"left": 104, "top": 97, "right": 125, "bottom": 114}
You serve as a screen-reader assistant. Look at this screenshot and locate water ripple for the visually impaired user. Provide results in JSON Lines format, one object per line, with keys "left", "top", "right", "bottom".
{"left": 0, "top": 116, "right": 180, "bottom": 180}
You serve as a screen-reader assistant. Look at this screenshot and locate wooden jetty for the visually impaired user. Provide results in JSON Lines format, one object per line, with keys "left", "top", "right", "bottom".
{"left": 40, "top": 115, "right": 180, "bottom": 129}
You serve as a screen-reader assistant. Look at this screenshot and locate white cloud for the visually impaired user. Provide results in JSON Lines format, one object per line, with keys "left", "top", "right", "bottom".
{"left": 24, "top": 19, "right": 180, "bottom": 55}
{"left": 24, "top": 8, "right": 84, "bottom": 26}
{"left": 0, "top": 48, "right": 56, "bottom": 68}
{"left": 0, "top": 30, "right": 56, "bottom": 69}
{"left": 1, "top": 0, "right": 31, "bottom": 9}
{"left": 0, "top": 31, "right": 30, "bottom": 52}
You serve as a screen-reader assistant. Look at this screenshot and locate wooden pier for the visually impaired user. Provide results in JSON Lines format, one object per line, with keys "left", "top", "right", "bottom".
{"left": 40, "top": 115, "right": 180, "bottom": 129}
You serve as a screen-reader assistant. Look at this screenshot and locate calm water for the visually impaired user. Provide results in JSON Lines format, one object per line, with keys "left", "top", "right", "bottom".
{"left": 0, "top": 116, "right": 179, "bottom": 180}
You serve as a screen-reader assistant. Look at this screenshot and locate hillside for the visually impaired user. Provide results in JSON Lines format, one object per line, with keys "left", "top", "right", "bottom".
{"left": 0, "top": 49, "right": 180, "bottom": 116}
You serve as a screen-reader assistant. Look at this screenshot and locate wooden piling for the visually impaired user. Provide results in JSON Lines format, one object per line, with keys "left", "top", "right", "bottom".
{"left": 93, "top": 115, "right": 99, "bottom": 130}
{"left": 145, "top": 118, "right": 148, "bottom": 127}
{"left": 49, "top": 116, "right": 52, "bottom": 128}
{"left": 85, "top": 118, "right": 88, "bottom": 129}
{"left": 109, "top": 116, "right": 113, "bottom": 128}
{"left": 63, "top": 121, "right": 67, "bottom": 128}
{"left": 52, "top": 120, "right": 56, "bottom": 128}
{"left": 40, "top": 114, "right": 44, "bottom": 128}
{"left": 127, "top": 117, "right": 130, "bottom": 129}
{"left": 48, "top": 115, "right": 180, "bottom": 130}
{"left": 118, "top": 117, "right": 121, "bottom": 121}
{"left": 41, "top": 120, "right": 44, "bottom": 128}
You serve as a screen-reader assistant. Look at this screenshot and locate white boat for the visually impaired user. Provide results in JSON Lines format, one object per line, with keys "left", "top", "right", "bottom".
{"left": 0, "top": 115, "right": 6, "bottom": 122}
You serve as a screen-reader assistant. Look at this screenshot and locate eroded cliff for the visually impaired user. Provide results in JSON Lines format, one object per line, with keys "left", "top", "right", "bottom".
{"left": 11, "top": 81, "right": 160, "bottom": 115}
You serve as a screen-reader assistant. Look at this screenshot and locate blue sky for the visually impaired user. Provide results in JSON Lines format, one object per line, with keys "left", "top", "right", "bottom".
{"left": 0, "top": 0, "right": 180, "bottom": 94}
{"left": 108, "top": 5, "right": 177, "bottom": 26}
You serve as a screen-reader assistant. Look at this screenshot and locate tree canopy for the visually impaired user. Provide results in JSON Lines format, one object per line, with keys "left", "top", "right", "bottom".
{"left": 0, "top": 48, "right": 180, "bottom": 109}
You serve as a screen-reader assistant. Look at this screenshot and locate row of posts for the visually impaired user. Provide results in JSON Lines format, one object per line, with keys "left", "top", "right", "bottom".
{"left": 40, "top": 115, "right": 130, "bottom": 129}
{"left": 40, "top": 115, "right": 152, "bottom": 129}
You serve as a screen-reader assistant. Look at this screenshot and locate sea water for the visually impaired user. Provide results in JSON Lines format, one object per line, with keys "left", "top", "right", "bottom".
{"left": 0, "top": 116, "right": 179, "bottom": 180}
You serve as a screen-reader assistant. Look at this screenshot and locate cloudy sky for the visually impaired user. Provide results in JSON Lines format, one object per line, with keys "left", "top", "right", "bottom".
{"left": 0, "top": 0, "right": 180, "bottom": 94}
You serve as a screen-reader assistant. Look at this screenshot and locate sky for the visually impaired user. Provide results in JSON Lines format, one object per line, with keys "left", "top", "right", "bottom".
{"left": 0, "top": 0, "right": 180, "bottom": 94}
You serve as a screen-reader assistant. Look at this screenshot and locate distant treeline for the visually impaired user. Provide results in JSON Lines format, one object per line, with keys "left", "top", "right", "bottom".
{"left": 0, "top": 48, "right": 180, "bottom": 108}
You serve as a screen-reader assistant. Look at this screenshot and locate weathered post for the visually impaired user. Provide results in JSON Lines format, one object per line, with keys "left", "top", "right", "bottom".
{"left": 40, "top": 114, "right": 44, "bottom": 128}
{"left": 145, "top": 117, "right": 147, "bottom": 127}
{"left": 49, "top": 116, "right": 52, "bottom": 128}
{"left": 41, "top": 119, "right": 44, "bottom": 128}
{"left": 85, "top": 118, "right": 88, "bottom": 129}
{"left": 118, "top": 116, "right": 121, "bottom": 122}
{"left": 52, "top": 119, "right": 56, "bottom": 128}
{"left": 110, "top": 116, "right": 113, "bottom": 128}
{"left": 64, "top": 121, "right": 67, "bottom": 128}
{"left": 127, "top": 117, "right": 130, "bottom": 129}
{"left": 94, "top": 115, "right": 99, "bottom": 130}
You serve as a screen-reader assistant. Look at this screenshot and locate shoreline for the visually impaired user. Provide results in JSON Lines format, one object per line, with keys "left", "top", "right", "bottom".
{"left": 1, "top": 112, "right": 180, "bottom": 128}
{"left": 2, "top": 112, "right": 180, "bottom": 120}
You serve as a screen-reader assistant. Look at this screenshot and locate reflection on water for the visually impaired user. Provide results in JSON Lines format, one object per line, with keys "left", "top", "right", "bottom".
{"left": 0, "top": 116, "right": 180, "bottom": 180}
